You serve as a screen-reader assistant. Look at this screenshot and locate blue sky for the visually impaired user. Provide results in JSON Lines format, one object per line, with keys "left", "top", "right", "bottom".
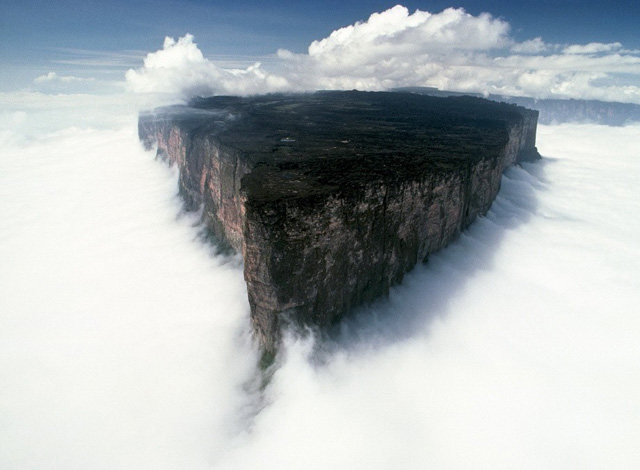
{"left": 2, "top": 1, "right": 639, "bottom": 66}
{"left": 3, "top": 1, "right": 639, "bottom": 54}
{"left": 1, "top": 0, "right": 639, "bottom": 101}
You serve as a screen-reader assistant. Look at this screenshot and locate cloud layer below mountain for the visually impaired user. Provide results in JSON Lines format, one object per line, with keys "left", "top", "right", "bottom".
{"left": 1, "top": 91, "right": 639, "bottom": 469}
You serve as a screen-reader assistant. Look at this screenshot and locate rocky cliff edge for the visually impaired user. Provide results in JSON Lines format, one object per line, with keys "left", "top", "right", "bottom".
{"left": 139, "top": 91, "right": 540, "bottom": 351}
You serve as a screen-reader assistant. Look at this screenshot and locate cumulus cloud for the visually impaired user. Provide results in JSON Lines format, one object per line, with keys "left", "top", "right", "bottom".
{"left": 307, "top": 6, "right": 510, "bottom": 58}
{"left": 125, "top": 34, "right": 290, "bottom": 101}
{"left": 126, "top": 5, "right": 640, "bottom": 104}
{"left": 280, "top": 5, "right": 512, "bottom": 91}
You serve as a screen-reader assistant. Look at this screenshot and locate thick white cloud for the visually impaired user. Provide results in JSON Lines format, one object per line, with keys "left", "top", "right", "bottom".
{"left": 307, "top": 6, "right": 510, "bottom": 59}
{"left": 0, "top": 99, "right": 259, "bottom": 469}
{"left": 126, "top": 5, "right": 640, "bottom": 104}
{"left": 2, "top": 92, "right": 639, "bottom": 468}
{"left": 125, "top": 34, "right": 290, "bottom": 102}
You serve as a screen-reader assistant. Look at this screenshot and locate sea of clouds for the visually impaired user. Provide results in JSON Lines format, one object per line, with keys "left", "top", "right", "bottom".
{"left": 2, "top": 92, "right": 639, "bottom": 470}
{"left": 2, "top": 4, "right": 640, "bottom": 469}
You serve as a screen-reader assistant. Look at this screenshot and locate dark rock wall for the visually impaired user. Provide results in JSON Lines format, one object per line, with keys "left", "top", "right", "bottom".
{"left": 242, "top": 119, "right": 536, "bottom": 350}
{"left": 139, "top": 104, "right": 539, "bottom": 352}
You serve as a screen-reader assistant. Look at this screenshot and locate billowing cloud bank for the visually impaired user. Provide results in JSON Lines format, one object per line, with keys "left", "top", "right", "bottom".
{"left": 126, "top": 5, "right": 640, "bottom": 103}
{"left": 2, "top": 96, "right": 639, "bottom": 468}
{"left": 125, "top": 34, "right": 291, "bottom": 99}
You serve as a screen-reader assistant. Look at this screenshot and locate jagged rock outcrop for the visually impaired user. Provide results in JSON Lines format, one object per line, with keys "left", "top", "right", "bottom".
{"left": 139, "top": 91, "right": 540, "bottom": 351}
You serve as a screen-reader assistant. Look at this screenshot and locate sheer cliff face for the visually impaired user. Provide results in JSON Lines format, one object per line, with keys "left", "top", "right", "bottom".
{"left": 139, "top": 92, "right": 539, "bottom": 351}
{"left": 140, "top": 117, "right": 248, "bottom": 252}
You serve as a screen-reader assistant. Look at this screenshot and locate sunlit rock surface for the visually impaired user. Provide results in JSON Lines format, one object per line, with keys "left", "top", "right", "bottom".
{"left": 139, "top": 91, "right": 540, "bottom": 351}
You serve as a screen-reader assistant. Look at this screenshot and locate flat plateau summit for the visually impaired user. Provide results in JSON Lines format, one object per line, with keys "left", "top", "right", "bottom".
{"left": 139, "top": 91, "right": 540, "bottom": 351}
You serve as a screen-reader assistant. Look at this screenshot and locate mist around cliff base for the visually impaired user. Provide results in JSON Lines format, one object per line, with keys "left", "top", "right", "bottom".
{"left": 1, "top": 96, "right": 639, "bottom": 469}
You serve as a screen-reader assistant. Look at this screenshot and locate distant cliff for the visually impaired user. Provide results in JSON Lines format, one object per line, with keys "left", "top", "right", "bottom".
{"left": 139, "top": 91, "right": 540, "bottom": 351}
{"left": 495, "top": 96, "right": 640, "bottom": 126}
{"left": 394, "top": 87, "right": 640, "bottom": 126}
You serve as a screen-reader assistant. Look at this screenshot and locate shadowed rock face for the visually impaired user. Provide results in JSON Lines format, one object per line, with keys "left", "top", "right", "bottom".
{"left": 139, "top": 91, "right": 540, "bottom": 351}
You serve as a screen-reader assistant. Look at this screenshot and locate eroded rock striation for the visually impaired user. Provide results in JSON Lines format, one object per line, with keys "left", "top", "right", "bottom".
{"left": 139, "top": 91, "right": 540, "bottom": 351}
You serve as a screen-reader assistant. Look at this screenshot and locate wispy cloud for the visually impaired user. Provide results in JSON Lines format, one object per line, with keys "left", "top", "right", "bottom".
{"left": 563, "top": 42, "right": 623, "bottom": 54}
{"left": 510, "top": 37, "right": 549, "bottom": 54}
{"left": 49, "top": 47, "right": 146, "bottom": 68}
{"left": 34, "top": 72, "right": 95, "bottom": 83}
